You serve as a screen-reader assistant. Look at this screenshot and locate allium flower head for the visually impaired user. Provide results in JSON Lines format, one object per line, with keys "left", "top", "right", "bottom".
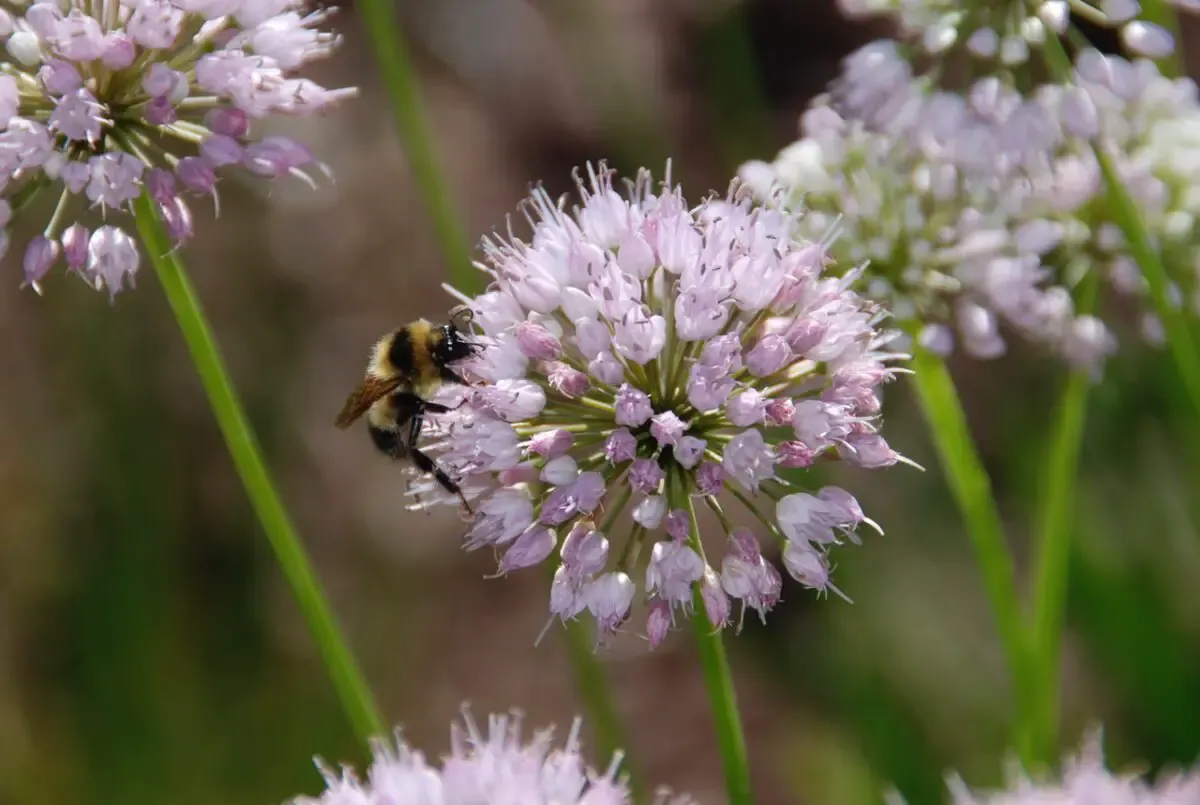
{"left": 0, "top": 0, "right": 353, "bottom": 297}
{"left": 921, "top": 731, "right": 1200, "bottom": 805}
{"left": 293, "top": 708, "right": 693, "bottom": 805}
{"left": 413, "top": 163, "right": 907, "bottom": 646}
{"left": 835, "top": 0, "right": 1190, "bottom": 66}
{"left": 741, "top": 97, "right": 1117, "bottom": 370}
{"left": 741, "top": 0, "right": 1200, "bottom": 370}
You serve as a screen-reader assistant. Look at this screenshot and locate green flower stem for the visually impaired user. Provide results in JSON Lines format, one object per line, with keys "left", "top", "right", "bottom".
{"left": 553, "top": 485, "right": 643, "bottom": 802}
{"left": 908, "top": 343, "right": 1032, "bottom": 766}
{"left": 1026, "top": 278, "right": 1099, "bottom": 767}
{"left": 562, "top": 620, "right": 645, "bottom": 802}
{"left": 1043, "top": 28, "right": 1200, "bottom": 423}
{"left": 1094, "top": 147, "right": 1200, "bottom": 424}
{"left": 679, "top": 476, "right": 754, "bottom": 805}
{"left": 1025, "top": 368, "right": 1091, "bottom": 764}
{"left": 132, "top": 193, "right": 386, "bottom": 747}
{"left": 355, "top": 0, "right": 476, "bottom": 292}
{"left": 695, "top": 3, "right": 773, "bottom": 170}
{"left": 688, "top": 592, "right": 753, "bottom": 805}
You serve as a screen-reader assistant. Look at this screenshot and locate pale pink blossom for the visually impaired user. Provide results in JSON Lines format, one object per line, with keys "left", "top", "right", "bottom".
{"left": 924, "top": 730, "right": 1200, "bottom": 805}
{"left": 2, "top": 0, "right": 353, "bottom": 297}
{"left": 294, "top": 708, "right": 694, "bottom": 805}
{"left": 407, "top": 164, "right": 905, "bottom": 643}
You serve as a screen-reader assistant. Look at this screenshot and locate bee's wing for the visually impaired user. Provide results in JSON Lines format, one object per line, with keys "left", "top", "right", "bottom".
{"left": 335, "top": 375, "right": 403, "bottom": 429}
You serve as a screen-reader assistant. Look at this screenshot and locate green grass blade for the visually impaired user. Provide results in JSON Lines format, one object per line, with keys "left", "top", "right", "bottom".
{"left": 354, "top": 0, "right": 477, "bottom": 292}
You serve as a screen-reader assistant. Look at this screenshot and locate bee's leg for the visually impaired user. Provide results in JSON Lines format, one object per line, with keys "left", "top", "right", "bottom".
{"left": 422, "top": 392, "right": 472, "bottom": 414}
{"left": 410, "top": 447, "right": 472, "bottom": 515}
{"left": 392, "top": 393, "right": 464, "bottom": 431}
{"left": 403, "top": 402, "right": 472, "bottom": 515}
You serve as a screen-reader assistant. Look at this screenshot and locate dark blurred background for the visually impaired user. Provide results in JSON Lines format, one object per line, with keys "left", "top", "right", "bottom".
{"left": 4, "top": 1, "right": 1200, "bottom": 803}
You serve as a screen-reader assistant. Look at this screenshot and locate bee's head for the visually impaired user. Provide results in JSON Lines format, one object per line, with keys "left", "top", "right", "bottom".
{"left": 434, "top": 306, "right": 480, "bottom": 367}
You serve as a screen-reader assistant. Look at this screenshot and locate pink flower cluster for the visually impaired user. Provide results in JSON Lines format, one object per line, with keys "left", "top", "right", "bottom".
{"left": 0, "top": 0, "right": 353, "bottom": 297}
{"left": 744, "top": 0, "right": 1200, "bottom": 368}
{"left": 936, "top": 732, "right": 1200, "bottom": 805}
{"left": 295, "top": 708, "right": 691, "bottom": 805}
{"left": 412, "top": 163, "right": 909, "bottom": 647}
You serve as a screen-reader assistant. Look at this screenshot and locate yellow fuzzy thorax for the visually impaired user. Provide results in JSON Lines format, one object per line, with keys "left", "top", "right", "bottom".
{"left": 367, "top": 319, "right": 444, "bottom": 398}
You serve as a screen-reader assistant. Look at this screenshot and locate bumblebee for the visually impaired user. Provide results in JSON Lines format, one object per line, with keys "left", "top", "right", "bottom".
{"left": 335, "top": 307, "right": 479, "bottom": 512}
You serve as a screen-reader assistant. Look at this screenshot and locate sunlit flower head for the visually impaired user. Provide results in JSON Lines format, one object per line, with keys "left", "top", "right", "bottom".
{"left": 1070, "top": 49, "right": 1200, "bottom": 346}
{"left": 921, "top": 731, "right": 1200, "bottom": 805}
{"left": 0, "top": 0, "right": 354, "bottom": 298}
{"left": 291, "top": 708, "right": 693, "bottom": 805}
{"left": 412, "top": 162, "right": 908, "bottom": 647}
{"left": 761, "top": 0, "right": 1200, "bottom": 364}
{"left": 741, "top": 40, "right": 1200, "bottom": 366}
{"left": 740, "top": 96, "right": 1118, "bottom": 370}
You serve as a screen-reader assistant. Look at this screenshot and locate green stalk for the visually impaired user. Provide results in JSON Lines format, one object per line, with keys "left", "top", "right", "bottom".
{"left": 908, "top": 343, "right": 1031, "bottom": 766}
{"left": 695, "top": 3, "right": 773, "bottom": 170}
{"left": 1025, "top": 368, "right": 1091, "bottom": 764}
{"left": 1026, "top": 278, "right": 1099, "bottom": 767}
{"left": 689, "top": 590, "right": 753, "bottom": 805}
{"left": 557, "top": 485, "right": 644, "bottom": 802}
{"left": 132, "top": 193, "right": 386, "bottom": 747}
{"left": 679, "top": 476, "right": 753, "bottom": 805}
{"left": 562, "top": 620, "right": 645, "bottom": 801}
{"left": 1094, "top": 147, "right": 1200, "bottom": 423}
{"left": 354, "top": 0, "right": 477, "bottom": 292}
{"left": 1043, "top": 29, "right": 1200, "bottom": 423}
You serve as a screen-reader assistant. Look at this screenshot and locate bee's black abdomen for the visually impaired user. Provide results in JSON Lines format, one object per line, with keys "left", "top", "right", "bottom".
{"left": 387, "top": 329, "right": 415, "bottom": 376}
{"left": 369, "top": 423, "right": 408, "bottom": 459}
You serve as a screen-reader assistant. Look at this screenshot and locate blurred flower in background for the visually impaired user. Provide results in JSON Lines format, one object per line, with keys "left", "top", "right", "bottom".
{"left": 741, "top": 0, "right": 1200, "bottom": 370}
{"left": 834, "top": 0, "right": 1180, "bottom": 61}
{"left": 0, "top": 0, "right": 353, "bottom": 297}
{"left": 411, "top": 162, "right": 907, "bottom": 646}
{"left": 292, "top": 707, "right": 691, "bottom": 805}
{"left": 927, "top": 731, "right": 1200, "bottom": 804}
